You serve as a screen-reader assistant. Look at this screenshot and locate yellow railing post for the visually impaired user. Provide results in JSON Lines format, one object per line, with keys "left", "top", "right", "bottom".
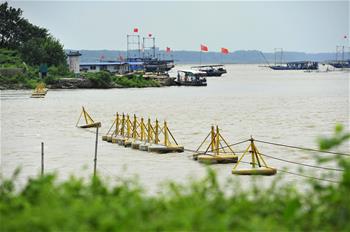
{"left": 147, "top": 118, "right": 152, "bottom": 143}
{"left": 121, "top": 114, "right": 125, "bottom": 136}
{"left": 82, "top": 107, "right": 88, "bottom": 124}
{"left": 215, "top": 126, "right": 220, "bottom": 156}
{"left": 140, "top": 117, "right": 145, "bottom": 141}
{"left": 164, "top": 121, "right": 169, "bottom": 146}
{"left": 115, "top": 113, "right": 120, "bottom": 136}
{"left": 250, "top": 137, "right": 256, "bottom": 168}
{"left": 126, "top": 115, "right": 131, "bottom": 138}
{"left": 155, "top": 119, "right": 159, "bottom": 144}
{"left": 132, "top": 114, "right": 137, "bottom": 139}
{"left": 210, "top": 125, "right": 215, "bottom": 152}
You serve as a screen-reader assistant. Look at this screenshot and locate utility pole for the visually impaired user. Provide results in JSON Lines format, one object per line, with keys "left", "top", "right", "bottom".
{"left": 93, "top": 126, "right": 99, "bottom": 177}
{"left": 41, "top": 142, "right": 44, "bottom": 176}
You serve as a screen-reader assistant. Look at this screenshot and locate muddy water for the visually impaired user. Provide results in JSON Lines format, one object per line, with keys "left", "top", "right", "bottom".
{"left": 1, "top": 65, "right": 349, "bottom": 193}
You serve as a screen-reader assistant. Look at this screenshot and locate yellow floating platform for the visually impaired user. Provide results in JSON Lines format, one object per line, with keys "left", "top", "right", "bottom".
{"left": 106, "top": 135, "right": 113, "bottom": 143}
{"left": 79, "top": 122, "right": 101, "bottom": 129}
{"left": 139, "top": 143, "right": 151, "bottom": 151}
{"left": 30, "top": 93, "right": 46, "bottom": 98}
{"left": 131, "top": 141, "right": 142, "bottom": 149}
{"left": 148, "top": 144, "right": 184, "bottom": 153}
{"left": 197, "top": 154, "right": 238, "bottom": 164}
{"left": 232, "top": 167, "right": 277, "bottom": 176}
{"left": 124, "top": 139, "right": 133, "bottom": 147}
{"left": 117, "top": 137, "right": 127, "bottom": 145}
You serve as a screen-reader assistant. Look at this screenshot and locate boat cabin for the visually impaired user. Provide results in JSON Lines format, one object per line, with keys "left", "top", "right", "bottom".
{"left": 191, "top": 64, "right": 227, "bottom": 76}
{"left": 175, "top": 70, "right": 207, "bottom": 86}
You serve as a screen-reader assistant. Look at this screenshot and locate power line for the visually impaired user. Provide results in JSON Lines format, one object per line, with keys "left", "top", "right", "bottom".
{"left": 258, "top": 152, "right": 344, "bottom": 172}
{"left": 254, "top": 139, "right": 350, "bottom": 157}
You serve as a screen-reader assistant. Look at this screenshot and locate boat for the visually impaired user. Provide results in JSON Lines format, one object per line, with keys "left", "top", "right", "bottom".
{"left": 191, "top": 65, "right": 227, "bottom": 77}
{"left": 269, "top": 61, "right": 318, "bottom": 70}
{"left": 31, "top": 83, "right": 48, "bottom": 98}
{"left": 328, "top": 59, "right": 350, "bottom": 69}
{"left": 175, "top": 70, "right": 207, "bottom": 86}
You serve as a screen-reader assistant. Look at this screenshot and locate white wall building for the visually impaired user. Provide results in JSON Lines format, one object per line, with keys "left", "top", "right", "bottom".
{"left": 67, "top": 51, "right": 81, "bottom": 74}
{"left": 80, "top": 62, "right": 129, "bottom": 74}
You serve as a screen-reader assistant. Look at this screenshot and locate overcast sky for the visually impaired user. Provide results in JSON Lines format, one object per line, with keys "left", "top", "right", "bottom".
{"left": 9, "top": 1, "right": 350, "bottom": 53}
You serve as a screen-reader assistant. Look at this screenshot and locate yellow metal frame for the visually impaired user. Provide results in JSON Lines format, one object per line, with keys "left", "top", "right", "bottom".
{"left": 76, "top": 106, "right": 96, "bottom": 127}
{"left": 195, "top": 125, "right": 236, "bottom": 157}
{"left": 233, "top": 137, "right": 270, "bottom": 170}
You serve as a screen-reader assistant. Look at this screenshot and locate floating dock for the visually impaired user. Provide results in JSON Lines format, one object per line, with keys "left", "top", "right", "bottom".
{"left": 31, "top": 83, "right": 48, "bottom": 98}
{"left": 102, "top": 113, "right": 184, "bottom": 154}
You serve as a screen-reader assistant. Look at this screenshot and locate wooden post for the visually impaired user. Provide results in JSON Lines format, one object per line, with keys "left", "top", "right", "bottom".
{"left": 94, "top": 126, "right": 99, "bottom": 177}
{"left": 41, "top": 142, "right": 44, "bottom": 176}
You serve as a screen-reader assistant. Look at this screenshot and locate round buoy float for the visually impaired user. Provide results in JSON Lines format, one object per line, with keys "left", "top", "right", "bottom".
{"left": 232, "top": 167, "right": 277, "bottom": 176}
{"left": 197, "top": 154, "right": 238, "bottom": 164}
{"left": 148, "top": 144, "right": 184, "bottom": 153}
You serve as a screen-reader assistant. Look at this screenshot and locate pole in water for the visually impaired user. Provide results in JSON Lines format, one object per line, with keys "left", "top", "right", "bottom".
{"left": 41, "top": 142, "right": 44, "bottom": 176}
{"left": 94, "top": 126, "right": 99, "bottom": 177}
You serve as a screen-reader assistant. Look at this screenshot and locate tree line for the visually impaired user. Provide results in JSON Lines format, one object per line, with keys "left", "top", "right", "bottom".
{"left": 0, "top": 2, "right": 66, "bottom": 67}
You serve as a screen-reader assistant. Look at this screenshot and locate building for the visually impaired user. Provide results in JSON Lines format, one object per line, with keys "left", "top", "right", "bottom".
{"left": 80, "top": 61, "right": 129, "bottom": 74}
{"left": 67, "top": 51, "right": 82, "bottom": 75}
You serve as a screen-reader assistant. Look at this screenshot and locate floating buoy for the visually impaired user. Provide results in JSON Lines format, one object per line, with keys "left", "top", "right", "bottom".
{"left": 76, "top": 106, "right": 101, "bottom": 128}
{"left": 193, "top": 126, "right": 238, "bottom": 164}
{"left": 232, "top": 137, "right": 277, "bottom": 176}
{"left": 31, "top": 83, "right": 48, "bottom": 98}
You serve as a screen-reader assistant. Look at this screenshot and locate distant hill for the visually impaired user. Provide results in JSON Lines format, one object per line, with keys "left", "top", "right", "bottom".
{"left": 67, "top": 49, "right": 350, "bottom": 64}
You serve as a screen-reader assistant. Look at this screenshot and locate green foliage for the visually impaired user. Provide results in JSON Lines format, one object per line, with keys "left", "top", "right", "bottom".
{"left": 0, "top": 2, "right": 66, "bottom": 66}
{"left": 1, "top": 127, "right": 349, "bottom": 231}
{"left": 19, "top": 36, "right": 67, "bottom": 66}
{"left": 0, "top": 48, "right": 24, "bottom": 67}
{"left": 0, "top": 73, "right": 39, "bottom": 89}
{"left": 113, "top": 75, "right": 160, "bottom": 88}
{"left": 0, "top": 2, "right": 48, "bottom": 49}
{"left": 318, "top": 124, "right": 350, "bottom": 150}
{"left": 85, "top": 71, "right": 113, "bottom": 88}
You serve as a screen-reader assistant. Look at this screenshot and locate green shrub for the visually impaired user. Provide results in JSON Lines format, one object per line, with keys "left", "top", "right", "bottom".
{"left": 113, "top": 75, "right": 160, "bottom": 88}
{"left": 85, "top": 71, "right": 113, "bottom": 88}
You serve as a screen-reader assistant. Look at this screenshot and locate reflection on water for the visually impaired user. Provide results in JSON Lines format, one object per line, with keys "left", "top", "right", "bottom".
{"left": 1, "top": 65, "right": 349, "bottom": 192}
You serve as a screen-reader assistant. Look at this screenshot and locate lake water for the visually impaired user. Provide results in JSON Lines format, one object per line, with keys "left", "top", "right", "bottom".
{"left": 1, "top": 65, "right": 349, "bottom": 193}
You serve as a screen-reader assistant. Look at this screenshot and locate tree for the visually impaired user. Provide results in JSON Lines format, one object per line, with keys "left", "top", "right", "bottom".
{"left": 0, "top": 2, "right": 47, "bottom": 49}
{"left": 19, "top": 36, "right": 66, "bottom": 66}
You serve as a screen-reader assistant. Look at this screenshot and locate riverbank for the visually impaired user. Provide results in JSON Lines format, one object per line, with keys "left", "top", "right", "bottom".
{"left": 0, "top": 73, "right": 176, "bottom": 90}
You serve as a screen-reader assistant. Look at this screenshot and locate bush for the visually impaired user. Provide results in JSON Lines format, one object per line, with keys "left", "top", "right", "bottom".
{"left": 85, "top": 71, "right": 113, "bottom": 88}
{"left": 113, "top": 75, "right": 160, "bottom": 88}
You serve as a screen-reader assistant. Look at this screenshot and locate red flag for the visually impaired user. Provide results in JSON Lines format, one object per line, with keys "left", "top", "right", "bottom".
{"left": 221, "top": 47, "right": 229, "bottom": 54}
{"left": 133, "top": 28, "right": 138, "bottom": 33}
{"left": 166, "top": 47, "right": 171, "bottom": 53}
{"left": 200, "top": 44, "right": 208, "bottom": 52}
{"left": 148, "top": 33, "right": 152, "bottom": 37}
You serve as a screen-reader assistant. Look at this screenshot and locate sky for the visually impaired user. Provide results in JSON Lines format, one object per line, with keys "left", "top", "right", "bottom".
{"left": 8, "top": 1, "right": 350, "bottom": 53}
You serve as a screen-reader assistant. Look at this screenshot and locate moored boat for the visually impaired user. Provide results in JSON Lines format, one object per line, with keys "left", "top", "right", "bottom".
{"left": 191, "top": 64, "right": 227, "bottom": 76}
{"left": 175, "top": 70, "right": 207, "bottom": 86}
